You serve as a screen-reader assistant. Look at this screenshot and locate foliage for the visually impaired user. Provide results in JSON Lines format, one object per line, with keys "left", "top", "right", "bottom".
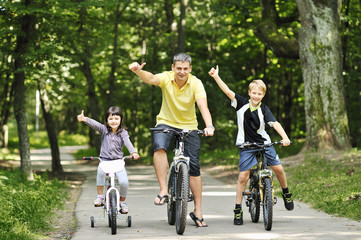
{"left": 0, "top": 169, "right": 68, "bottom": 240}
{"left": 278, "top": 148, "right": 361, "bottom": 221}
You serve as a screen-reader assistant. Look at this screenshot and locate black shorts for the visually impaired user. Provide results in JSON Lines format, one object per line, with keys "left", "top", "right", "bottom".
{"left": 153, "top": 124, "right": 201, "bottom": 176}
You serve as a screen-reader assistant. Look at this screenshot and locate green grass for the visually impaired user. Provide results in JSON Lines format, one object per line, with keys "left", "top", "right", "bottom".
{"left": 281, "top": 148, "right": 361, "bottom": 221}
{"left": 0, "top": 169, "right": 68, "bottom": 240}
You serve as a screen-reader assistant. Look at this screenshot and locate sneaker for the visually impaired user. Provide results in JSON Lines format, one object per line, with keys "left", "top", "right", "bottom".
{"left": 120, "top": 202, "right": 129, "bottom": 214}
{"left": 93, "top": 196, "right": 104, "bottom": 207}
{"left": 233, "top": 208, "right": 243, "bottom": 225}
{"left": 282, "top": 192, "right": 294, "bottom": 210}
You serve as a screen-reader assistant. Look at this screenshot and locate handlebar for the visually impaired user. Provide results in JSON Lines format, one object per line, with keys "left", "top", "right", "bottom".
{"left": 82, "top": 155, "right": 134, "bottom": 161}
{"left": 237, "top": 141, "right": 292, "bottom": 149}
{"left": 149, "top": 127, "right": 204, "bottom": 135}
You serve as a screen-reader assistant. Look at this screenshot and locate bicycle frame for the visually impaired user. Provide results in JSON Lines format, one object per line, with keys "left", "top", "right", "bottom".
{"left": 256, "top": 152, "right": 274, "bottom": 204}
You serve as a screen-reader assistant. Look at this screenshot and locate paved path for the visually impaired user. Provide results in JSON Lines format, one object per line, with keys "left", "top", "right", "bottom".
{"left": 30, "top": 146, "right": 361, "bottom": 240}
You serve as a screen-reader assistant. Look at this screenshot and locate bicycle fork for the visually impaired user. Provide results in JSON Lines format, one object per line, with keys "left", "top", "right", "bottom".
{"left": 258, "top": 170, "right": 277, "bottom": 205}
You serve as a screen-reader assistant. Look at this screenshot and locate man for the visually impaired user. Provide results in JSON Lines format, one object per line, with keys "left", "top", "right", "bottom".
{"left": 129, "top": 53, "right": 214, "bottom": 227}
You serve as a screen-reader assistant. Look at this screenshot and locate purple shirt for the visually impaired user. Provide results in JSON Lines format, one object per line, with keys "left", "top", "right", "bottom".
{"left": 85, "top": 117, "right": 137, "bottom": 159}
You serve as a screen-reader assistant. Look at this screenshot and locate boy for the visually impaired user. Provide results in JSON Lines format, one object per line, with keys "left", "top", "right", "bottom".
{"left": 209, "top": 65, "right": 294, "bottom": 225}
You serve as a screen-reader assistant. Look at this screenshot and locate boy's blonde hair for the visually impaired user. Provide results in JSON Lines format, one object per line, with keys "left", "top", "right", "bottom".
{"left": 249, "top": 79, "right": 267, "bottom": 94}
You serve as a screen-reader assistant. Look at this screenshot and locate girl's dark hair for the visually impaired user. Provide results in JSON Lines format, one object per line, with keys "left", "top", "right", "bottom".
{"left": 104, "top": 106, "right": 126, "bottom": 134}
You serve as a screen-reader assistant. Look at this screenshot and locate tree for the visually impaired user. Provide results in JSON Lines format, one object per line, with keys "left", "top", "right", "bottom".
{"left": 13, "top": 0, "right": 34, "bottom": 179}
{"left": 296, "top": 0, "right": 351, "bottom": 149}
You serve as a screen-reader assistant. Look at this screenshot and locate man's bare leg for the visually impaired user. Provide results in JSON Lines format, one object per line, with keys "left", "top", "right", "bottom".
{"left": 190, "top": 176, "right": 207, "bottom": 226}
{"left": 153, "top": 149, "right": 169, "bottom": 204}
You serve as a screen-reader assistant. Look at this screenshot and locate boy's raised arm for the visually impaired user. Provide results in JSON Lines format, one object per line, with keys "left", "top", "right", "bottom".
{"left": 209, "top": 65, "right": 235, "bottom": 101}
{"left": 129, "top": 62, "right": 160, "bottom": 86}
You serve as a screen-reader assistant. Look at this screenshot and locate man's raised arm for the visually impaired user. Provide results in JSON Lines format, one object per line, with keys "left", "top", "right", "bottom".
{"left": 129, "top": 62, "right": 160, "bottom": 86}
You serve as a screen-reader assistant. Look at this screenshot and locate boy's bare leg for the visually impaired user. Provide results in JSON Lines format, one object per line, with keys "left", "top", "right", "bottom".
{"left": 236, "top": 170, "right": 250, "bottom": 204}
{"left": 190, "top": 176, "right": 207, "bottom": 226}
{"left": 271, "top": 164, "right": 287, "bottom": 188}
{"left": 153, "top": 149, "right": 169, "bottom": 204}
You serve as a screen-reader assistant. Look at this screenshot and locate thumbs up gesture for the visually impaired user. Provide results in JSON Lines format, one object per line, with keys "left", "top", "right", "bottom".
{"left": 77, "top": 110, "right": 86, "bottom": 122}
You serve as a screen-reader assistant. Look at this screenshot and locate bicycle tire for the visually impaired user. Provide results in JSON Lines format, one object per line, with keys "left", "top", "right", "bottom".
{"left": 263, "top": 177, "right": 273, "bottom": 231}
{"left": 249, "top": 175, "right": 260, "bottom": 223}
{"left": 175, "top": 162, "right": 189, "bottom": 235}
{"left": 167, "top": 168, "right": 176, "bottom": 225}
{"left": 109, "top": 191, "right": 117, "bottom": 235}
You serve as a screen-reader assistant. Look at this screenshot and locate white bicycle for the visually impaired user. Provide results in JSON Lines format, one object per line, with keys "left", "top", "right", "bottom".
{"left": 83, "top": 156, "right": 132, "bottom": 235}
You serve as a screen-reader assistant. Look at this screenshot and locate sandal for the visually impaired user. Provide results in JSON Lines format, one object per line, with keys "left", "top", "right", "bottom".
{"left": 189, "top": 212, "right": 208, "bottom": 227}
{"left": 154, "top": 194, "right": 169, "bottom": 205}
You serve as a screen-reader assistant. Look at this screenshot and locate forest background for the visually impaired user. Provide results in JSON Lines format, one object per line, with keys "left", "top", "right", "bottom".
{"left": 0, "top": 0, "right": 360, "bottom": 177}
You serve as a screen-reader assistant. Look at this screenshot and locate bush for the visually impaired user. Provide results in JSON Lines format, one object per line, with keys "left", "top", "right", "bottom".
{"left": 0, "top": 169, "right": 68, "bottom": 240}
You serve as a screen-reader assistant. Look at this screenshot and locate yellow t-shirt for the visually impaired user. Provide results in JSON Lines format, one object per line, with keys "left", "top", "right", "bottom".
{"left": 155, "top": 71, "right": 207, "bottom": 130}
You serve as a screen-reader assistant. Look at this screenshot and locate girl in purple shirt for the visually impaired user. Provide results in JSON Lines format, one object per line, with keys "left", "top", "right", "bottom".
{"left": 77, "top": 106, "right": 140, "bottom": 213}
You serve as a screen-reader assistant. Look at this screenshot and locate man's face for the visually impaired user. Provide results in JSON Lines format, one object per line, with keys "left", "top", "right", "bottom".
{"left": 172, "top": 61, "right": 192, "bottom": 82}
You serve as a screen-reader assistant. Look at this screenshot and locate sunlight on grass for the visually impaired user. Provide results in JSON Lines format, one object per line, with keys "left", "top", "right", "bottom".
{"left": 284, "top": 148, "right": 361, "bottom": 221}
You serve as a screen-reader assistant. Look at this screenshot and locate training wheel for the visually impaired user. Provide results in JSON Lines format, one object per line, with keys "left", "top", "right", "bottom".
{"left": 90, "top": 216, "right": 95, "bottom": 228}
{"left": 127, "top": 216, "right": 132, "bottom": 227}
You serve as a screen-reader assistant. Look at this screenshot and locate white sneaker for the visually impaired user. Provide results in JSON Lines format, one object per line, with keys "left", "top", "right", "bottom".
{"left": 120, "top": 202, "right": 129, "bottom": 214}
{"left": 93, "top": 196, "right": 104, "bottom": 207}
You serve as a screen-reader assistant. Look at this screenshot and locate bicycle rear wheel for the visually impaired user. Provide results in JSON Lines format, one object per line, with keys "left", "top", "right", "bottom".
{"left": 249, "top": 174, "right": 260, "bottom": 223}
{"left": 263, "top": 177, "right": 273, "bottom": 231}
{"left": 167, "top": 167, "right": 176, "bottom": 225}
{"left": 175, "top": 162, "right": 189, "bottom": 235}
{"left": 109, "top": 191, "right": 117, "bottom": 235}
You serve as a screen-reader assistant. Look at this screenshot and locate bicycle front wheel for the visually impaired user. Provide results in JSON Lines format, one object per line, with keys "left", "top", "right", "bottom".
{"left": 249, "top": 175, "right": 260, "bottom": 223}
{"left": 263, "top": 177, "right": 273, "bottom": 231}
{"left": 175, "top": 162, "right": 189, "bottom": 235}
{"left": 109, "top": 191, "right": 117, "bottom": 235}
{"left": 167, "top": 168, "right": 176, "bottom": 225}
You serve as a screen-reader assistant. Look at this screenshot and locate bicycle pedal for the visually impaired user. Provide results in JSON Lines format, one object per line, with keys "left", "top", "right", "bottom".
{"left": 94, "top": 204, "right": 103, "bottom": 207}
{"left": 274, "top": 197, "right": 277, "bottom": 204}
{"left": 243, "top": 191, "right": 252, "bottom": 196}
{"left": 245, "top": 200, "right": 250, "bottom": 207}
{"left": 188, "top": 195, "right": 194, "bottom": 202}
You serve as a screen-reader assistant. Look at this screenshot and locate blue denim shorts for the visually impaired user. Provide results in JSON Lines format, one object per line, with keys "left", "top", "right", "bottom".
{"left": 153, "top": 124, "right": 201, "bottom": 176}
{"left": 238, "top": 146, "right": 281, "bottom": 172}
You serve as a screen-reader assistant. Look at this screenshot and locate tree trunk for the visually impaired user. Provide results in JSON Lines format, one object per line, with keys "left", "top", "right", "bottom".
{"left": 164, "top": 0, "right": 177, "bottom": 56}
{"left": 78, "top": 6, "right": 101, "bottom": 154}
{"left": 108, "top": 0, "right": 131, "bottom": 106}
{"left": 0, "top": 73, "right": 13, "bottom": 148}
{"left": 13, "top": 0, "right": 34, "bottom": 179}
{"left": 177, "top": 0, "right": 187, "bottom": 53}
{"left": 296, "top": 0, "right": 351, "bottom": 150}
{"left": 38, "top": 83, "right": 64, "bottom": 176}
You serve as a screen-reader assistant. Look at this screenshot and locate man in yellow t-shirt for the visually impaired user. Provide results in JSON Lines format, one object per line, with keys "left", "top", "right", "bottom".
{"left": 129, "top": 53, "right": 214, "bottom": 227}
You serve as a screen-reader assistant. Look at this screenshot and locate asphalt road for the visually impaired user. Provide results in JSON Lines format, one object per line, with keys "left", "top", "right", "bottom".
{"left": 31, "top": 146, "right": 361, "bottom": 240}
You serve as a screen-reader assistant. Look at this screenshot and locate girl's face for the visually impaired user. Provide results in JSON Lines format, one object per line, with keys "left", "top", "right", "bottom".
{"left": 248, "top": 87, "right": 265, "bottom": 107}
{"left": 107, "top": 114, "right": 121, "bottom": 132}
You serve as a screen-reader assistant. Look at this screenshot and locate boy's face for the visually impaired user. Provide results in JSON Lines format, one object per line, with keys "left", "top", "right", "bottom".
{"left": 248, "top": 87, "right": 265, "bottom": 107}
{"left": 172, "top": 61, "right": 192, "bottom": 82}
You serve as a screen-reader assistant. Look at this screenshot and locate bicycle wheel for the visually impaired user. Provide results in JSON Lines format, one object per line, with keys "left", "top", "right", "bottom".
{"left": 167, "top": 168, "right": 176, "bottom": 225}
{"left": 175, "top": 162, "right": 189, "bottom": 235}
{"left": 249, "top": 175, "right": 260, "bottom": 223}
{"left": 109, "top": 191, "right": 117, "bottom": 235}
{"left": 263, "top": 177, "right": 273, "bottom": 231}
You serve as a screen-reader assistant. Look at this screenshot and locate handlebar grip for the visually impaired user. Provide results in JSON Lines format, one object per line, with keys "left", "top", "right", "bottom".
{"left": 149, "top": 128, "right": 159, "bottom": 131}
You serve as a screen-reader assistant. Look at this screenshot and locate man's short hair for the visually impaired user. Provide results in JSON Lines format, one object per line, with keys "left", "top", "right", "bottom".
{"left": 173, "top": 53, "right": 192, "bottom": 65}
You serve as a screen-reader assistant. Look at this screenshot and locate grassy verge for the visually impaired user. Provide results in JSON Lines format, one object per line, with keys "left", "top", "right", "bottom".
{"left": 279, "top": 148, "right": 361, "bottom": 221}
{"left": 0, "top": 169, "right": 68, "bottom": 240}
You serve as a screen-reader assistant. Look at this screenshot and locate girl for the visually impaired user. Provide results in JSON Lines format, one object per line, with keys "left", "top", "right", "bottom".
{"left": 77, "top": 106, "right": 140, "bottom": 213}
